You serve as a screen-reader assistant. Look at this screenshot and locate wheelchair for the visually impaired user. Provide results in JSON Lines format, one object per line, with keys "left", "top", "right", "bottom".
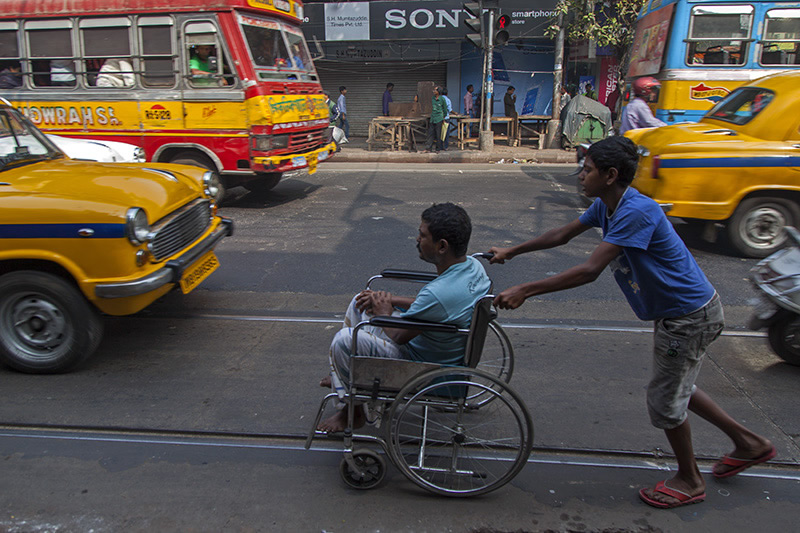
{"left": 306, "top": 255, "right": 533, "bottom": 497}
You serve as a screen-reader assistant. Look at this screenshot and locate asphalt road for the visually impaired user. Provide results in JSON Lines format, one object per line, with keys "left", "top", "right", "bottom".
{"left": 2, "top": 163, "right": 799, "bottom": 532}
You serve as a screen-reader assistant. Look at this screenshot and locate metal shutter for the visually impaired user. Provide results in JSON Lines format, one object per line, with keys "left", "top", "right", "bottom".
{"left": 316, "top": 61, "right": 447, "bottom": 137}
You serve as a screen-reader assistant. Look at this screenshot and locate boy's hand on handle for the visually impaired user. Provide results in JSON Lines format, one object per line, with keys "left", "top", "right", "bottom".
{"left": 494, "top": 285, "right": 527, "bottom": 310}
{"left": 488, "top": 246, "right": 513, "bottom": 264}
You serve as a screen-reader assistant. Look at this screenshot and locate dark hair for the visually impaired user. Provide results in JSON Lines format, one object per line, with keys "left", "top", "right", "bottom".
{"left": 339, "top": 86, "right": 346, "bottom": 92}
{"left": 421, "top": 203, "right": 472, "bottom": 257}
{"left": 586, "top": 136, "right": 639, "bottom": 186}
{"left": 386, "top": 82, "right": 394, "bottom": 89}
{"left": 441, "top": 87, "right": 448, "bottom": 95}
{"left": 467, "top": 84, "right": 473, "bottom": 91}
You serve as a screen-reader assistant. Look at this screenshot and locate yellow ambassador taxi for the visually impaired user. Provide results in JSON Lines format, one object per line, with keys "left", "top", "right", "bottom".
{"left": 625, "top": 71, "right": 800, "bottom": 258}
{"left": 0, "top": 103, "right": 233, "bottom": 374}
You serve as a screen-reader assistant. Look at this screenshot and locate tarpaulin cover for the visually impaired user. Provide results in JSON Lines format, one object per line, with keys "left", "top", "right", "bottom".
{"left": 561, "top": 95, "right": 613, "bottom": 147}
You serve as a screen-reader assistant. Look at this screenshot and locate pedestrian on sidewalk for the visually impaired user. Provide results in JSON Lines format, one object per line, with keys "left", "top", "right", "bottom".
{"left": 424, "top": 86, "right": 447, "bottom": 153}
{"left": 504, "top": 86, "right": 519, "bottom": 144}
{"left": 488, "top": 135, "right": 775, "bottom": 510}
{"left": 337, "top": 86, "right": 349, "bottom": 138}
{"left": 382, "top": 82, "right": 394, "bottom": 116}
{"left": 440, "top": 87, "right": 453, "bottom": 150}
{"left": 463, "top": 84, "right": 475, "bottom": 137}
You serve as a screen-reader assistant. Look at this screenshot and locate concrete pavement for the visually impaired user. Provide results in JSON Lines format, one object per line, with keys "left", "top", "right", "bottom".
{"left": 330, "top": 136, "right": 577, "bottom": 165}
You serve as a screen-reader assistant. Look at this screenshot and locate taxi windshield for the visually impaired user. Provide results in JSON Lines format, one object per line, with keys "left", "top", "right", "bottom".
{"left": 0, "top": 108, "right": 62, "bottom": 171}
{"left": 705, "top": 87, "right": 775, "bottom": 125}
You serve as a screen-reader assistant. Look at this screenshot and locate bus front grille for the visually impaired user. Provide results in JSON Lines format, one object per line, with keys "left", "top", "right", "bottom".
{"left": 288, "top": 129, "right": 325, "bottom": 153}
{"left": 148, "top": 199, "right": 212, "bottom": 261}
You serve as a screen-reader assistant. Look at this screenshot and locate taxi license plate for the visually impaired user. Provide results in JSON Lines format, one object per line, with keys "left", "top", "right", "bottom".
{"left": 308, "top": 153, "right": 318, "bottom": 174}
{"left": 179, "top": 251, "right": 219, "bottom": 294}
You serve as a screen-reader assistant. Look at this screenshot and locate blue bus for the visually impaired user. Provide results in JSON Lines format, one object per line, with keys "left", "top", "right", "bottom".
{"left": 626, "top": 0, "right": 800, "bottom": 123}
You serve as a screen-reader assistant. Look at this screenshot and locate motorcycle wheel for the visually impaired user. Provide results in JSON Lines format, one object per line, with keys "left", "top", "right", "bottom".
{"left": 767, "top": 313, "right": 800, "bottom": 366}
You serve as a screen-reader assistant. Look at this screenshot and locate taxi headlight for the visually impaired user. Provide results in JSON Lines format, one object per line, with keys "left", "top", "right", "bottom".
{"left": 126, "top": 207, "right": 150, "bottom": 245}
{"left": 203, "top": 170, "right": 221, "bottom": 199}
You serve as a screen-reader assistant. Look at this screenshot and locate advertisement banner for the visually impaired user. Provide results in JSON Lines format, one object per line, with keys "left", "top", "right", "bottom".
{"left": 598, "top": 56, "right": 620, "bottom": 105}
{"left": 627, "top": 4, "right": 674, "bottom": 77}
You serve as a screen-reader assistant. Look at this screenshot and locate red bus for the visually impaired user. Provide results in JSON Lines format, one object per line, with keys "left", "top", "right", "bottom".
{"left": 0, "top": 0, "right": 335, "bottom": 198}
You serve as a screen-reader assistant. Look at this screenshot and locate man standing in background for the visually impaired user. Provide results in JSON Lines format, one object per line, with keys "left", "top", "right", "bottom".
{"left": 337, "top": 86, "right": 349, "bottom": 138}
{"left": 382, "top": 83, "right": 394, "bottom": 116}
{"left": 463, "top": 84, "right": 475, "bottom": 137}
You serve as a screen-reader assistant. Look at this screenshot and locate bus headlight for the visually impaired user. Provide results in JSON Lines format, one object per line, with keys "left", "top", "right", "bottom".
{"left": 203, "top": 170, "right": 222, "bottom": 200}
{"left": 126, "top": 207, "right": 150, "bottom": 245}
{"left": 253, "top": 135, "right": 272, "bottom": 151}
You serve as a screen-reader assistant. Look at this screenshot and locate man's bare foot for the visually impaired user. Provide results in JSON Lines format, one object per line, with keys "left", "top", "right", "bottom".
{"left": 317, "top": 405, "right": 366, "bottom": 433}
{"left": 640, "top": 475, "right": 705, "bottom": 508}
{"left": 713, "top": 439, "right": 776, "bottom": 478}
{"left": 320, "top": 375, "right": 331, "bottom": 388}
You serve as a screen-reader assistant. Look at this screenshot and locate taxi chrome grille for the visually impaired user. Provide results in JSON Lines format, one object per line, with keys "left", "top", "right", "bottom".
{"left": 148, "top": 199, "right": 212, "bottom": 261}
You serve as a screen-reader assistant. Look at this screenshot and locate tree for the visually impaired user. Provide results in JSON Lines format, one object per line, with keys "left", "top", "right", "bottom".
{"left": 546, "top": 0, "right": 644, "bottom": 71}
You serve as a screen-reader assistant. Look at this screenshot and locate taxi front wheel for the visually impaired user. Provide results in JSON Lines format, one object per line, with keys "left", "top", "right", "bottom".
{"left": 0, "top": 271, "right": 103, "bottom": 374}
{"left": 728, "top": 197, "right": 800, "bottom": 258}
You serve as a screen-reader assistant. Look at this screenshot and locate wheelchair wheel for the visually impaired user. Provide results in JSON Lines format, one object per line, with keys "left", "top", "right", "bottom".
{"left": 470, "top": 320, "right": 514, "bottom": 406}
{"left": 339, "top": 448, "right": 386, "bottom": 490}
{"left": 387, "top": 368, "right": 533, "bottom": 497}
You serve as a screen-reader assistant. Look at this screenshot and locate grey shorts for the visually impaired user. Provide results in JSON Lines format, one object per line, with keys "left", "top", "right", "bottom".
{"left": 647, "top": 294, "right": 724, "bottom": 429}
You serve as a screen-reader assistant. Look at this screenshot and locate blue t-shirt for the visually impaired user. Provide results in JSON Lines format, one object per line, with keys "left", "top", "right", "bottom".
{"left": 578, "top": 187, "right": 715, "bottom": 321}
{"left": 401, "top": 256, "right": 491, "bottom": 365}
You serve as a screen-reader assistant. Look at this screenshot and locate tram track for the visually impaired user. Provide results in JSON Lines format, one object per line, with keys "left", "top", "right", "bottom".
{"left": 2, "top": 423, "right": 797, "bottom": 479}
{"left": 127, "top": 310, "right": 767, "bottom": 338}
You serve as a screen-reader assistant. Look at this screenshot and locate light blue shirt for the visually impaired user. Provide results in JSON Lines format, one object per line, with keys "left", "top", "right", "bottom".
{"left": 442, "top": 95, "right": 452, "bottom": 120}
{"left": 337, "top": 93, "right": 347, "bottom": 115}
{"left": 401, "top": 256, "right": 491, "bottom": 365}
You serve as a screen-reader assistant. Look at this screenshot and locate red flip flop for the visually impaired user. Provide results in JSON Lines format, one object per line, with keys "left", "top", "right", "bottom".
{"left": 712, "top": 445, "right": 777, "bottom": 479}
{"left": 639, "top": 480, "right": 706, "bottom": 509}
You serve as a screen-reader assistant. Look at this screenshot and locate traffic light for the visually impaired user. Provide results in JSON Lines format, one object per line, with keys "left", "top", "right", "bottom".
{"left": 463, "top": 2, "right": 483, "bottom": 49}
{"left": 494, "top": 13, "right": 510, "bottom": 46}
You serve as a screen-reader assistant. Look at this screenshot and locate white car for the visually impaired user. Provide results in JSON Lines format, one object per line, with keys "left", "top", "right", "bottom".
{"left": 46, "top": 134, "right": 146, "bottom": 163}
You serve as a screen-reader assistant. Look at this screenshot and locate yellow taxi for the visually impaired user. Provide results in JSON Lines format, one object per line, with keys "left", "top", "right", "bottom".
{"left": 625, "top": 71, "right": 800, "bottom": 258}
{"left": 0, "top": 103, "right": 232, "bottom": 373}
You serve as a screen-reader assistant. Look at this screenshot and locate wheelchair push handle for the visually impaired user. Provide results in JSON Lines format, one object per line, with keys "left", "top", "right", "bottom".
{"left": 472, "top": 252, "right": 495, "bottom": 261}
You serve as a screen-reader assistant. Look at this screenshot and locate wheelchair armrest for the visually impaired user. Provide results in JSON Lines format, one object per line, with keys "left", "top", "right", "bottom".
{"left": 368, "top": 315, "right": 462, "bottom": 334}
{"left": 378, "top": 269, "right": 438, "bottom": 283}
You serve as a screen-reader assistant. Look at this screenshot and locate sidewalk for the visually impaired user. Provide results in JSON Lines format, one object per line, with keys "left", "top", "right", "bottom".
{"left": 330, "top": 135, "right": 576, "bottom": 164}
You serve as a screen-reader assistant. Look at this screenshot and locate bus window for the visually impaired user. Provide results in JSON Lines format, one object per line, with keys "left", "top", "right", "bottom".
{"left": 284, "top": 27, "right": 312, "bottom": 72}
{"left": 25, "top": 20, "right": 76, "bottom": 87}
{"left": 685, "top": 5, "right": 753, "bottom": 66}
{"left": 138, "top": 17, "right": 175, "bottom": 88}
{"left": 184, "top": 21, "right": 233, "bottom": 88}
{"left": 0, "top": 24, "right": 22, "bottom": 88}
{"left": 760, "top": 9, "right": 800, "bottom": 65}
{"left": 240, "top": 17, "right": 291, "bottom": 79}
{"left": 80, "top": 18, "right": 133, "bottom": 88}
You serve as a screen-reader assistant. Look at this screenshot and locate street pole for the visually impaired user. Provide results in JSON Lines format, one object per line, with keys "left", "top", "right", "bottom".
{"left": 545, "top": 13, "right": 564, "bottom": 149}
{"left": 479, "top": 7, "right": 494, "bottom": 151}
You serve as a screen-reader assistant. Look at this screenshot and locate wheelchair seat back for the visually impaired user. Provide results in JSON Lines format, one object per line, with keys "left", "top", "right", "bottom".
{"left": 463, "top": 295, "right": 498, "bottom": 368}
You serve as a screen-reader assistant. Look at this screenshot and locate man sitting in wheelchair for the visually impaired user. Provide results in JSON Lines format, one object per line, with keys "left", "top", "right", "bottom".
{"left": 318, "top": 202, "right": 491, "bottom": 432}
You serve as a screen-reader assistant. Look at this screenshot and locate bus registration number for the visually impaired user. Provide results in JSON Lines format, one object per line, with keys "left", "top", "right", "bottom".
{"left": 179, "top": 251, "right": 219, "bottom": 294}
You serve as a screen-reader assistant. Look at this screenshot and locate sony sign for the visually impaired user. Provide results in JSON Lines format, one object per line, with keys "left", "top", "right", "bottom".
{"left": 384, "top": 8, "right": 465, "bottom": 31}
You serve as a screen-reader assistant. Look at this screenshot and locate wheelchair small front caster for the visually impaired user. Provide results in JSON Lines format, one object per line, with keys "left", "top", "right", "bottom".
{"left": 339, "top": 448, "right": 386, "bottom": 489}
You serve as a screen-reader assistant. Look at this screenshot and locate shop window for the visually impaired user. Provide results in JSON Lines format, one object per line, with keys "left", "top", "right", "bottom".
{"left": 685, "top": 5, "right": 753, "bottom": 66}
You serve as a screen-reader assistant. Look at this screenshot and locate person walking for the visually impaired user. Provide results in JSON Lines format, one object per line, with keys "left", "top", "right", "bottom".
{"left": 337, "top": 86, "right": 349, "bottom": 138}
{"left": 488, "top": 135, "right": 775, "bottom": 510}
{"left": 440, "top": 87, "right": 453, "bottom": 150}
{"left": 382, "top": 82, "right": 394, "bottom": 116}
{"left": 463, "top": 84, "right": 475, "bottom": 137}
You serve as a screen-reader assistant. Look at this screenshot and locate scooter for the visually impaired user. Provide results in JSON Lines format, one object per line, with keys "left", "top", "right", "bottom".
{"left": 749, "top": 225, "right": 800, "bottom": 366}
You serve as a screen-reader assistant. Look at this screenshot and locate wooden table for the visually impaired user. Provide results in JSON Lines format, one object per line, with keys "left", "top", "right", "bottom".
{"left": 456, "top": 116, "right": 519, "bottom": 149}
{"left": 367, "top": 116, "right": 428, "bottom": 151}
{"left": 517, "top": 115, "right": 550, "bottom": 149}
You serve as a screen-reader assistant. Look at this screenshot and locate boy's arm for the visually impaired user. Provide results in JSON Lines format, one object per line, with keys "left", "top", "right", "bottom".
{"left": 489, "top": 218, "right": 590, "bottom": 264}
{"left": 494, "top": 241, "right": 622, "bottom": 309}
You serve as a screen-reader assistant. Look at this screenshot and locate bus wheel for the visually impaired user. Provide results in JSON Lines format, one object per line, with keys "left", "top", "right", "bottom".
{"left": 243, "top": 173, "right": 282, "bottom": 194}
{"left": 169, "top": 152, "right": 226, "bottom": 203}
